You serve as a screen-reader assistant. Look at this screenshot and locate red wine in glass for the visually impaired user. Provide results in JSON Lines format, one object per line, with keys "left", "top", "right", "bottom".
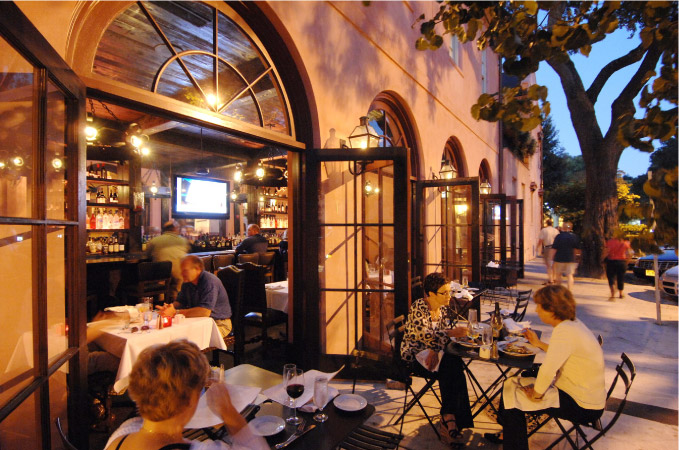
{"left": 286, "top": 384, "right": 304, "bottom": 399}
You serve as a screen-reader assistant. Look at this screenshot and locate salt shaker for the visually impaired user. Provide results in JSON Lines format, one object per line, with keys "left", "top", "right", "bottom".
{"left": 491, "top": 340, "right": 499, "bottom": 359}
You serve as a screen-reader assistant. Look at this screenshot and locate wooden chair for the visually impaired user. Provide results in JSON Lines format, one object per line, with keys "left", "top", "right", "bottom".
{"left": 235, "top": 262, "right": 288, "bottom": 354}
{"left": 411, "top": 276, "right": 424, "bottom": 301}
{"left": 527, "top": 353, "right": 636, "bottom": 450}
{"left": 258, "top": 251, "right": 276, "bottom": 283}
{"left": 216, "top": 265, "right": 245, "bottom": 365}
{"left": 198, "top": 255, "right": 213, "bottom": 273}
{"left": 213, "top": 253, "right": 235, "bottom": 273}
{"left": 123, "top": 261, "right": 172, "bottom": 304}
{"left": 237, "top": 253, "right": 259, "bottom": 264}
{"left": 55, "top": 417, "right": 78, "bottom": 450}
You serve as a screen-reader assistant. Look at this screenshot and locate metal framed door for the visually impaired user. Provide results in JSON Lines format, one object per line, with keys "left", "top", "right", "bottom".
{"left": 305, "top": 147, "right": 409, "bottom": 360}
{"left": 414, "top": 177, "right": 480, "bottom": 284}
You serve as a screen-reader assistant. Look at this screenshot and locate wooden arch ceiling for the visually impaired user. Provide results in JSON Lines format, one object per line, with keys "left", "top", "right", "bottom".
{"left": 74, "top": 1, "right": 302, "bottom": 168}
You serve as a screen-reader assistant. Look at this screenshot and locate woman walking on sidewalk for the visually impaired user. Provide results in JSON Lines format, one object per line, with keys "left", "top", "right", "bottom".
{"left": 603, "top": 228, "right": 632, "bottom": 301}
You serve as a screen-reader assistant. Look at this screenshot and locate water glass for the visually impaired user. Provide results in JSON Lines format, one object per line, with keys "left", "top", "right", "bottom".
{"left": 482, "top": 325, "right": 493, "bottom": 345}
{"left": 313, "top": 377, "right": 329, "bottom": 423}
{"left": 468, "top": 310, "right": 478, "bottom": 326}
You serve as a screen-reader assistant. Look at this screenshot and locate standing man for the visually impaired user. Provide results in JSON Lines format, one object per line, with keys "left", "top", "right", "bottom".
{"left": 235, "top": 224, "right": 268, "bottom": 256}
{"left": 146, "top": 220, "right": 190, "bottom": 301}
{"left": 158, "top": 255, "right": 232, "bottom": 338}
{"left": 537, "top": 218, "right": 561, "bottom": 284}
{"left": 551, "top": 222, "right": 581, "bottom": 291}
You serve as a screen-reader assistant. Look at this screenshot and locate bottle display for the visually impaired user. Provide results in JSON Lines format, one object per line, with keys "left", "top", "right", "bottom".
{"left": 87, "top": 159, "right": 131, "bottom": 255}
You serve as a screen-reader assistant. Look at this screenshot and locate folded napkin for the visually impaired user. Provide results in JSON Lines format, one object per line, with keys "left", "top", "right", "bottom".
{"left": 416, "top": 349, "right": 444, "bottom": 372}
{"left": 487, "top": 261, "right": 500, "bottom": 268}
{"left": 503, "top": 376, "right": 559, "bottom": 411}
{"left": 104, "top": 305, "right": 140, "bottom": 320}
{"left": 454, "top": 289, "right": 473, "bottom": 300}
{"left": 299, "top": 385, "right": 340, "bottom": 412}
{"left": 503, "top": 318, "right": 531, "bottom": 334}
{"left": 450, "top": 281, "right": 462, "bottom": 290}
{"left": 262, "top": 369, "right": 341, "bottom": 408}
{"left": 185, "top": 383, "right": 261, "bottom": 429}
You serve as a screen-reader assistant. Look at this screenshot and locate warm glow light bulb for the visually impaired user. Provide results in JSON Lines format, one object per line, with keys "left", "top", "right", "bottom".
{"left": 206, "top": 94, "right": 219, "bottom": 107}
{"left": 85, "top": 126, "right": 98, "bottom": 141}
{"left": 130, "top": 135, "right": 142, "bottom": 148}
{"left": 52, "top": 158, "right": 63, "bottom": 170}
{"left": 256, "top": 166, "right": 265, "bottom": 179}
{"left": 259, "top": 196, "right": 264, "bottom": 202}
{"left": 0, "top": 161, "right": 6, "bottom": 169}
{"left": 12, "top": 156, "right": 23, "bottom": 167}
{"left": 231, "top": 192, "right": 237, "bottom": 201}
{"left": 140, "top": 147, "right": 150, "bottom": 156}
{"left": 150, "top": 182, "right": 158, "bottom": 194}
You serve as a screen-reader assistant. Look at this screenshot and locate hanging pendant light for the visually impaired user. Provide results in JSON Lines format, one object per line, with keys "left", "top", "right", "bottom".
{"left": 480, "top": 181, "right": 492, "bottom": 195}
{"left": 439, "top": 160, "right": 457, "bottom": 180}
{"left": 255, "top": 161, "right": 265, "bottom": 180}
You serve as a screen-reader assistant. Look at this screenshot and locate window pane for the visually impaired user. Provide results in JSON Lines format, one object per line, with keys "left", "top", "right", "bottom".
{"left": 47, "top": 226, "right": 68, "bottom": 364}
{"left": 319, "top": 225, "right": 361, "bottom": 290}
{"left": 0, "top": 36, "right": 33, "bottom": 218}
{"left": 254, "top": 73, "right": 289, "bottom": 134}
{"left": 46, "top": 82, "right": 68, "bottom": 220}
{"left": 217, "top": 11, "right": 267, "bottom": 81}
{"left": 0, "top": 390, "right": 40, "bottom": 448}
{"left": 49, "top": 364, "right": 69, "bottom": 450}
{"left": 223, "top": 91, "right": 259, "bottom": 127}
{"left": 0, "top": 224, "right": 35, "bottom": 409}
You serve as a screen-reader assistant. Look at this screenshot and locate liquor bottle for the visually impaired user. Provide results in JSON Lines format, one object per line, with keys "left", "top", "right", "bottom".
{"left": 113, "top": 235, "right": 120, "bottom": 253}
{"left": 102, "top": 210, "right": 110, "bottom": 230}
{"left": 96, "top": 188, "right": 105, "bottom": 204}
{"left": 96, "top": 209, "right": 103, "bottom": 230}
{"left": 108, "top": 238, "right": 114, "bottom": 254}
{"left": 110, "top": 186, "right": 118, "bottom": 203}
{"left": 491, "top": 301, "right": 503, "bottom": 339}
{"left": 119, "top": 235, "right": 125, "bottom": 253}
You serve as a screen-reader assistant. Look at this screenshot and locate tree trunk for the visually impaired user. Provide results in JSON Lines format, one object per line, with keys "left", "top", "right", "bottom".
{"left": 579, "top": 140, "right": 621, "bottom": 278}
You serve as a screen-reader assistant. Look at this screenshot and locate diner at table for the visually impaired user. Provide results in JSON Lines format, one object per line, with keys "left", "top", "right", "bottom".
{"left": 400, "top": 272, "right": 473, "bottom": 445}
{"left": 158, "top": 255, "right": 233, "bottom": 339}
{"left": 104, "top": 340, "right": 268, "bottom": 450}
{"left": 484, "top": 284, "right": 606, "bottom": 450}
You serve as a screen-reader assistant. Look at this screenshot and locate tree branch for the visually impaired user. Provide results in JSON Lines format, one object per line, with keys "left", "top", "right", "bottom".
{"left": 587, "top": 44, "right": 646, "bottom": 104}
{"left": 607, "top": 42, "right": 664, "bottom": 143}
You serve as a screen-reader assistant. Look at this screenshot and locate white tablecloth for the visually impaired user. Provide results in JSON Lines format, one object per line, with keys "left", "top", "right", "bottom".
{"left": 265, "top": 280, "right": 289, "bottom": 313}
{"left": 92, "top": 317, "right": 227, "bottom": 392}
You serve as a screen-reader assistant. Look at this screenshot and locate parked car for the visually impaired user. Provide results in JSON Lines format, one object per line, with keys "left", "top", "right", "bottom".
{"left": 633, "top": 247, "right": 678, "bottom": 280}
{"left": 661, "top": 265, "right": 678, "bottom": 298}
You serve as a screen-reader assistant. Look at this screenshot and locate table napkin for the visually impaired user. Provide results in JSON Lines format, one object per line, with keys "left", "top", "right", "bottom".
{"left": 185, "top": 383, "right": 261, "bottom": 429}
{"left": 503, "top": 318, "right": 532, "bottom": 334}
{"left": 416, "top": 349, "right": 444, "bottom": 372}
{"left": 454, "top": 289, "right": 473, "bottom": 300}
{"left": 262, "top": 368, "right": 341, "bottom": 408}
{"left": 487, "top": 261, "right": 500, "bottom": 268}
{"left": 104, "top": 305, "right": 140, "bottom": 321}
{"left": 502, "top": 376, "right": 559, "bottom": 411}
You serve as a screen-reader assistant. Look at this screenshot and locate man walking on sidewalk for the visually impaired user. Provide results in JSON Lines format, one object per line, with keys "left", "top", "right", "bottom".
{"left": 551, "top": 222, "right": 581, "bottom": 291}
{"left": 537, "top": 218, "right": 560, "bottom": 284}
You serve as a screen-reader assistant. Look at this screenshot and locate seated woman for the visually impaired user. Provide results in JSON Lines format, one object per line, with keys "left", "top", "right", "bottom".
{"left": 105, "top": 340, "right": 267, "bottom": 450}
{"left": 400, "top": 272, "right": 473, "bottom": 444}
{"left": 485, "top": 284, "right": 606, "bottom": 450}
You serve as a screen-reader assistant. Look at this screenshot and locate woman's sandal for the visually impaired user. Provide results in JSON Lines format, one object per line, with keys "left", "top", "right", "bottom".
{"left": 438, "top": 417, "right": 464, "bottom": 444}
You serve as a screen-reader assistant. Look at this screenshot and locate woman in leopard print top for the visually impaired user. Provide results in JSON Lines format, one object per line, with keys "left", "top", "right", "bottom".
{"left": 400, "top": 273, "right": 474, "bottom": 444}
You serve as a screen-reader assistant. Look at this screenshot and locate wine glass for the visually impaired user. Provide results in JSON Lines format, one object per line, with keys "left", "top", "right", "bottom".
{"left": 285, "top": 367, "right": 304, "bottom": 425}
{"left": 313, "top": 377, "right": 329, "bottom": 423}
{"left": 283, "top": 364, "right": 296, "bottom": 407}
{"left": 467, "top": 310, "right": 479, "bottom": 340}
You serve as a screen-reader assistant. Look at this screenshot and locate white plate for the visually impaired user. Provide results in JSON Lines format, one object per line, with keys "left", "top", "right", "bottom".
{"left": 249, "top": 415, "right": 285, "bottom": 436}
{"left": 497, "top": 341, "right": 535, "bottom": 357}
{"left": 333, "top": 393, "right": 367, "bottom": 412}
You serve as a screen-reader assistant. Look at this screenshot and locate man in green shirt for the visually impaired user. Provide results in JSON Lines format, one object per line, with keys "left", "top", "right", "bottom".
{"left": 146, "top": 220, "right": 190, "bottom": 301}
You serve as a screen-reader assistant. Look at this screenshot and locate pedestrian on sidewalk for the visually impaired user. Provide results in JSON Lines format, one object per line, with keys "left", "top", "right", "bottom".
{"left": 551, "top": 222, "right": 580, "bottom": 291}
{"left": 602, "top": 228, "right": 632, "bottom": 301}
{"left": 537, "top": 218, "right": 560, "bottom": 284}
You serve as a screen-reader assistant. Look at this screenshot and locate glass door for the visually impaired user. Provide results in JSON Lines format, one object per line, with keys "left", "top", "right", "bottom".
{"left": 414, "top": 178, "right": 480, "bottom": 284}
{"left": 306, "top": 147, "right": 409, "bottom": 359}
{"left": 0, "top": 4, "right": 87, "bottom": 449}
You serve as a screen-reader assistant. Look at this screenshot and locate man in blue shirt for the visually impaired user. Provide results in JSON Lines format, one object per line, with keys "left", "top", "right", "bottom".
{"left": 235, "top": 224, "right": 269, "bottom": 256}
{"left": 550, "top": 222, "right": 581, "bottom": 291}
{"left": 158, "top": 255, "right": 232, "bottom": 338}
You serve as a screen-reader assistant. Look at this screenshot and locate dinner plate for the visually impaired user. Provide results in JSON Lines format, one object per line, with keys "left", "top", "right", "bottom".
{"left": 452, "top": 336, "right": 483, "bottom": 348}
{"left": 333, "top": 393, "right": 367, "bottom": 412}
{"left": 249, "top": 415, "right": 286, "bottom": 436}
{"left": 498, "top": 341, "right": 535, "bottom": 357}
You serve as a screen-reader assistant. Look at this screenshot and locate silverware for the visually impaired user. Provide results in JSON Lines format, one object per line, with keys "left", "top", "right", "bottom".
{"left": 275, "top": 420, "right": 316, "bottom": 449}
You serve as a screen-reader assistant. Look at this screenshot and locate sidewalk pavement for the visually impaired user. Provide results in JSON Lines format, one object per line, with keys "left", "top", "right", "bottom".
{"left": 351, "top": 258, "right": 678, "bottom": 449}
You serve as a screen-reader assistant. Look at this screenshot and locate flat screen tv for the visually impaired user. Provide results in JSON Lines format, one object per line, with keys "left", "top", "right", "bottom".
{"left": 172, "top": 174, "right": 230, "bottom": 220}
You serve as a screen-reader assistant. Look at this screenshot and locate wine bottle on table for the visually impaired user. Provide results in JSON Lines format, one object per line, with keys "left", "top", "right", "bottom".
{"left": 491, "top": 301, "right": 503, "bottom": 340}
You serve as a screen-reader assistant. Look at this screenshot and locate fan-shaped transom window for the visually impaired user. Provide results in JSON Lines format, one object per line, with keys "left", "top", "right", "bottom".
{"left": 93, "top": 1, "right": 290, "bottom": 135}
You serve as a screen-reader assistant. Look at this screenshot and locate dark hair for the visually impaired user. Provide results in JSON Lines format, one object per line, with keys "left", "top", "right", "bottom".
{"left": 545, "top": 218, "right": 553, "bottom": 227}
{"left": 128, "top": 340, "right": 208, "bottom": 421}
{"left": 162, "top": 220, "right": 178, "bottom": 232}
{"left": 182, "top": 254, "right": 204, "bottom": 271}
{"left": 423, "top": 272, "right": 448, "bottom": 297}
{"left": 534, "top": 284, "right": 576, "bottom": 321}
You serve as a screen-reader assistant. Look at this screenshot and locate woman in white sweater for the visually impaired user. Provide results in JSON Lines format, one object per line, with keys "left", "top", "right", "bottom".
{"left": 485, "top": 284, "right": 606, "bottom": 450}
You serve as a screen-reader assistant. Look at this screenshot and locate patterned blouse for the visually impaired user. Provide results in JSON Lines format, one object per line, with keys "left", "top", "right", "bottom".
{"left": 400, "top": 298, "right": 455, "bottom": 363}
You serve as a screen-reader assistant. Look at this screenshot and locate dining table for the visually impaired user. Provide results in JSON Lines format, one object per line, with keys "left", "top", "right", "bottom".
{"left": 92, "top": 316, "right": 227, "bottom": 392}
{"left": 189, "top": 364, "right": 376, "bottom": 449}
{"left": 265, "top": 280, "right": 289, "bottom": 313}
{"left": 446, "top": 329, "right": 542, "bottom": 418}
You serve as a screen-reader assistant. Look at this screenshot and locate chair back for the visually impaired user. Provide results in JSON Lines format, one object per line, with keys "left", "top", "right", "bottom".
{"left": 238, "top": 253, "right": 260, "bottom": 264}
{"left": 217, "top": 265, "right": 244, "bottom": 364}
{"left": 235, "top": 262, "right": 268, "bottom": 312}
{"left": 55, "top": 417, "right": 78, "bottom": 450}
{"left": 198, "top": 255, "right": 213, "bottom": 273}
{"left": 511, "top": 289, "right": 532, "bottom": 322}
{"left": 259, "top": 251, "right": 276, "bottom": 282}
{"left": 213, "top": 253, "right": 235, "bottom": 273}
{"left": 386, "top": 315, "right": 406, "bottom": 363}
{"left": 411, "top": 276, "right": 424, "bottom": 301}
{"left": 128, "top": 261, "right": 172, "bottom": 303}
{"left": 138, "top": 260, "right": 172, "bottom": 282}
